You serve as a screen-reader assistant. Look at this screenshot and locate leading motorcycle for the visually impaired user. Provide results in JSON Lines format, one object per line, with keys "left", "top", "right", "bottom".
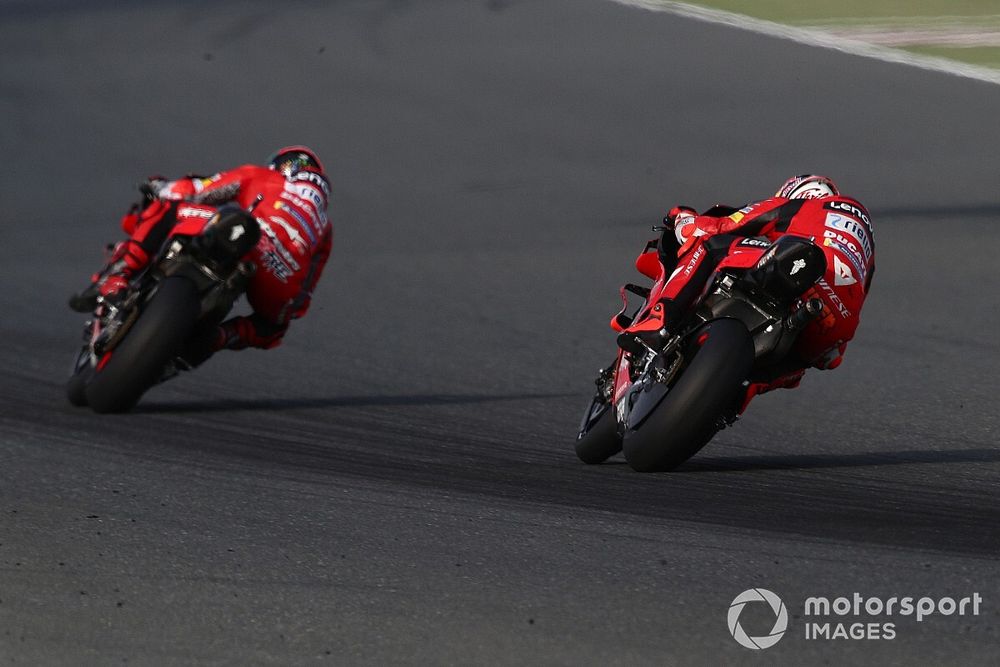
{"left": 66, "top": 205, "right": 260, "bottom": 413}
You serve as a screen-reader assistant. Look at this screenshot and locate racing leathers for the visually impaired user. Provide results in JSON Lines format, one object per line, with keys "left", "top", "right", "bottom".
{"left": 79, "top": 164, "right": 332, "bottom": 362}
{"left": 623, "top": 194, "right": 874, "bottom": 403}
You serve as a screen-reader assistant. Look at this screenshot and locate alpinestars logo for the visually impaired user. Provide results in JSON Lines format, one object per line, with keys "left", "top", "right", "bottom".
{"left": 728, "top": 589, "right": 789, "bottom": 650}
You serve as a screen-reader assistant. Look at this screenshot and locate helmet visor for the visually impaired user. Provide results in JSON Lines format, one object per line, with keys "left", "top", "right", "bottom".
{"left": 270, "top": 151, "right": 320, "bottom": 177}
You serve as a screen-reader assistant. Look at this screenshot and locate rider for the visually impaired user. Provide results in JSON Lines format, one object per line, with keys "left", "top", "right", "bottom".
{"left": 70, "top": 146, "right": 333, "bottom": 365}
{"left": 621, "top": 174, "right": 874, "bottom": 402}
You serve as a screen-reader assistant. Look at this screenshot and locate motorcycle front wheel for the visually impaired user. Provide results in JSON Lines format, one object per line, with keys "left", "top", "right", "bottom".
{"left": 575, "top": 401, "right": 622, "bottom": 464}
{"left": 66, "top": 353, "right": 93, "bottom": 407}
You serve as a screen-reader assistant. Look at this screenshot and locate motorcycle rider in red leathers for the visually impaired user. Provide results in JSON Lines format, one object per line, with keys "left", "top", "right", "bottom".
{"left": 621, "top": 175, "right": 874, "bottom": 409}
{"left": 70, "top": 146, "right": 333, "bottom": 366}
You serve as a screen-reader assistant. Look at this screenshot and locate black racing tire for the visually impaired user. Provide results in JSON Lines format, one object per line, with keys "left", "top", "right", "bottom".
{"left": 84, "top": 277, "right": 201, "bottom": 414}
{"left": 575, "top": 404, "right": 622, "bottom": 464}
{"left": 623, "top": 318, "right": 753, "bottom": 472}
{"left": 66, "top": 365, "right": 93, "bottom": 407}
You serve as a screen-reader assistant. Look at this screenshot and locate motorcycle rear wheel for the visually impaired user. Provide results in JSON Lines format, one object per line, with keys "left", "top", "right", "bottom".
{"left": 85, "top": 276, "right": 201, "bottom": 414}
{"left": 622, "top": 318, "right": 753, "bottom": 472}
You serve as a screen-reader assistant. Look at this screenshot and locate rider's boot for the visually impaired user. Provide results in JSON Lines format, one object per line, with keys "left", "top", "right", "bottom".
{"left": 69, "top": 241, "right": 149, "bottom": 312}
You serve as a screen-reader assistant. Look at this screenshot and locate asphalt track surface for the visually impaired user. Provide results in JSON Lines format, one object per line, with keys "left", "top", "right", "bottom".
{"left": 1, "top": 1, "right": 999, "bottom": 664}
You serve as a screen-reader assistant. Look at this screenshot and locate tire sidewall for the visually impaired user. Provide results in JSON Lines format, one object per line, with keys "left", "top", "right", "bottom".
{"left": 622, "top": 318, "right": 754, "bottom": 471}
{"left": 84, "top": 277, "right": 202, "bottom": 413}
{"left": 575, "top": 402, "right": 622, "bottom": 464}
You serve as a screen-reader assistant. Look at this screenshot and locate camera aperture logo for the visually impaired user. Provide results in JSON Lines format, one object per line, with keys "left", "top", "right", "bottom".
{"left": 728, "top": 588, "right": 788, "bottom": 650}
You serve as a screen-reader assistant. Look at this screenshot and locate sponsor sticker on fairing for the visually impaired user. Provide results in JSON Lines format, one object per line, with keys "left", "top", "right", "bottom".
{"left": 816, "top": 278, "right": 851, "bottom": 318}
{"left": 176, "top": 205, "right": 215, "bottom": 219}
{"left": 260, "top": 250, "right": 293, "bottom": 283}
{"left": 825, "top": 213, "right": 872, "bottom": 260}
{"left": 823, "top": 237, "right": 867, "bottom": 283}
{"left": 271, "top": 205, "right": 314, "bottom": 249}
{"left": 260, "top": 220, "right": 302, "bottom": 270}
{"left": 293, "top": 170, "right": 331, "bottom": 198}
{"left": 833, "top": 255, "right": 857, "bottom": 286}
{"left": 823, "top": 200, "right": 872, "bottom": 235}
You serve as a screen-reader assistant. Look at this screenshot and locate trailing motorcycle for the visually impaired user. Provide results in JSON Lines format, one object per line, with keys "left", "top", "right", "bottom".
{"left": 576, "top": 212, "right": 828, "bottom": 471}
{"left": 67, "top": 205, "right": 260, "bottom": 413}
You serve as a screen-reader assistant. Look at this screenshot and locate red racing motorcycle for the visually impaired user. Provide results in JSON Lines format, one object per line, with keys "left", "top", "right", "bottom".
{"left": 67, "top": 205, "right": 260, "bottom": 413}
{"left": 575, "top": 209, "right": 828, "bottom": 471}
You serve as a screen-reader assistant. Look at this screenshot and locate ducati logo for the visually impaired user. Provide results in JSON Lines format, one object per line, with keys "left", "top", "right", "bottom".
{"left": 834, "top": 255, "right": 857, "bottom": 286}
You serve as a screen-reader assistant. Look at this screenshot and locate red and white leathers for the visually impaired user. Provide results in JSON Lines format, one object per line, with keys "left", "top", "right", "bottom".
{"left": 621, "top": 194, "right": 874, "bottom": 405}
{"left": 108, "top": 164, "right": 332, "bottom": 352}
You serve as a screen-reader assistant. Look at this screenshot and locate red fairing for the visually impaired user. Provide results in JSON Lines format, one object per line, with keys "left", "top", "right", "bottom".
{"left": 634, "top": 247, "right": 663, "bottom": 281}
{"left": 610, "top": 245, "right": 671, "bottom": 333}
{"left": 190, "top": 165, "right": 331, "bottom": 330}
{"left": 627, "top": 193, "right": 874, "bottom": 388}
{"left": 122, "top": 164, "right": 333, "bottom": 347}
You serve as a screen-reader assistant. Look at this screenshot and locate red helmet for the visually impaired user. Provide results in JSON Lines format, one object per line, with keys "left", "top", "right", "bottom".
{"left": 776, "top": 174, "right": 839, "bottom": 200}
{"left": 267, "top": 145, "right": 325, "bottom": 178}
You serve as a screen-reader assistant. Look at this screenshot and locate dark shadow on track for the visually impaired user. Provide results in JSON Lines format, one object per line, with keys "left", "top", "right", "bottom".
{"left": 678, "top": 448, "right": 1000, "bottom": 472}
{"left": 134, "top": 392, "right": 572, "bottom": 414}
{"left": 71, "top": 403, "right": 1000, "bottom": 559}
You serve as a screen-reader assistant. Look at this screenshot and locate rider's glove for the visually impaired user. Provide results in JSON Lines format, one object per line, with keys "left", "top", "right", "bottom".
{"left": 675, "top": 215, "right": 733, "bottom": 255}
{"left": 140, "top": 176, "right": 183, "bottom": 202}
{"left": 139, "top": 178, "right": 164, "bottom": 202}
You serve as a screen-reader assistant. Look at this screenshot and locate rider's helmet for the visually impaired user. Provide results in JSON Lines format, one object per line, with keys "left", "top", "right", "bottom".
{"left": 267, "top": 145, "right": 325, "bottom": 179}
{"left": 775, "top": 174, "right": 839, "bottom": 200}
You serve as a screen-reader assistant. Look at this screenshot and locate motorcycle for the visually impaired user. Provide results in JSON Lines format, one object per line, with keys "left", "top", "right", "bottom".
{"left": 66, "top": 204, "right": 260, "bottom": 413}
{"left": 575, "top": 208, "right": 828, "bottom": 471}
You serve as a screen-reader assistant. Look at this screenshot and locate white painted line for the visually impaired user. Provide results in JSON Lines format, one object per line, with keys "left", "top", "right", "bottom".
{"left": 611, "top": 0, "right": 1000, "bottom": 86}
{"left": 823, "top": 28, "right": 1000, "bottom": 49}
{"left": 799, "top": 15, "right": 1000, "bottom": 28}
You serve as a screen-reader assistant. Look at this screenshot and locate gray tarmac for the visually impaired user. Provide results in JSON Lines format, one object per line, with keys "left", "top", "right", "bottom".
{"left": 1, "top": 1, "right": 998, "bottom": 664}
